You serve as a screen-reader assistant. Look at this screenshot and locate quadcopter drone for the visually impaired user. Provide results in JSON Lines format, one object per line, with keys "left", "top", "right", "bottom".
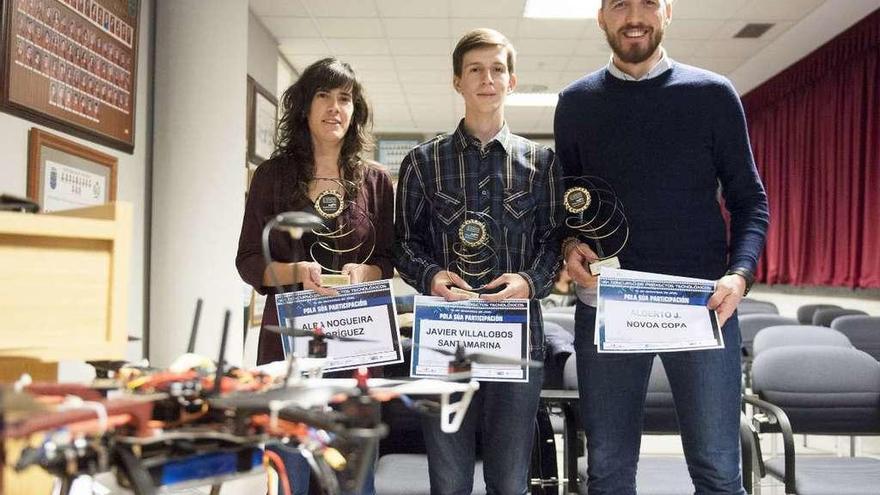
{"left": 1, "top": 301, "right": 500, "bottom": 495}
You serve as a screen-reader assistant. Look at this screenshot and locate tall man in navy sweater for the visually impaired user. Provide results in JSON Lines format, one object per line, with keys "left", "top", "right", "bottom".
{"left": 554, "top": 1, "right": 769, "bottom": 494}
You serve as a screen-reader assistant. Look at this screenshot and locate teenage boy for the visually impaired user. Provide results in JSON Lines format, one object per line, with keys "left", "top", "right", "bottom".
{"left": 394, "top": 28, "right": 563, "bottom": 494}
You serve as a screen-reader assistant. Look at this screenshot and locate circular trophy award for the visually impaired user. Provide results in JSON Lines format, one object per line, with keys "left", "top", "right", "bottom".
{"left": 563, "top": 176, "right": 630, "bottom": 276}
{"left": 309, "top": 180, "right": 375, "bottom": 286}
{"left": 314, "top": 189, "right": 345, "bottom": 220}
{"left": 458, "top": 219, "right": 489, "bottom": 248}
{"left": 563, "top": 187, "right": 591, "bottom": 214}
{"left": 449, "top": 211, "right": 499, "bottom": 291}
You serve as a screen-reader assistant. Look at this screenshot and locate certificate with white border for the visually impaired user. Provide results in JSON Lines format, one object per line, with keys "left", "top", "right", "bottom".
{"left": 275, "top": 280, "right": 403, "bottom": 372}
{"left": 411, "top": 296, "right": 529, "bottom": 383}
{"left": 596, "top": 268, "right": 723, "bottom": 353}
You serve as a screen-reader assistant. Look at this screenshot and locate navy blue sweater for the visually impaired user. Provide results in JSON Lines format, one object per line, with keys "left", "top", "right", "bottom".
{"left": 554, "top": 62, "right": 769, "bottom": 280}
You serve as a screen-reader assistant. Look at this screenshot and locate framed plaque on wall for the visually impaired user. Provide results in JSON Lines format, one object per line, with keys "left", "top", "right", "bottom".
{"left": 247, "top": 76, "right": 277, "bottom": 165}
{"left": 0, "top": 0, "right": 140, "bottom": 152}
{"left": 376, "top": 136, "right": 421, "bottom": 179}
{"left": 27, "top": 127, "right": 117, "bottom": 212}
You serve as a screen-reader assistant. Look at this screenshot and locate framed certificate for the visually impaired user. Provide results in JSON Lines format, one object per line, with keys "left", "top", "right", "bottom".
{"left": 27, "top": 127, "right": 117, "bottom": 212}
{"left": 376, "top": 136, "right": 420, "bottom": 178}
{"left": 411, "top": 296, "right": 530, "bottom": 383}
{"left": 1, "top": 0, "right": 141, "bottom": 152}
{"left": 275, "top": 279, "right": 404, "bottom": 372}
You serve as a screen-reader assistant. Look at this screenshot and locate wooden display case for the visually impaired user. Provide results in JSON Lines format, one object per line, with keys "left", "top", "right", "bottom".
{"left": 0, "top": 201, "right": 131, "bottom": 365}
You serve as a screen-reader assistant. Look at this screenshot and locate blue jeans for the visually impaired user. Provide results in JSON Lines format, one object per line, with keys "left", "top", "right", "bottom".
{"left": 421, "top": 367, "right": 544, "bottom": 495}
{"left": 574, "top": 302, "right": 745, "bottom": 495}
{"left": 269, "top": 443, "right": 375, "bottom": 495}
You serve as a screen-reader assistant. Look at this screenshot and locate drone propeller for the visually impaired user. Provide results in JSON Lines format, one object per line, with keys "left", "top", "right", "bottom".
{"left": 421, "top": 345, "right": 543, "bottom": 368}
{"left": 210, "top": 382, "right": 358, "bottom": 412}
{"left": 265, "top": 325, "right": 378, "bottom": 343}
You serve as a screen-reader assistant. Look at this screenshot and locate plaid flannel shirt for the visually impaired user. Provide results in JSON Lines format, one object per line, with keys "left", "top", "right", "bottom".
{"left": 393, "top": 120, "right": 564, "bottom": 355}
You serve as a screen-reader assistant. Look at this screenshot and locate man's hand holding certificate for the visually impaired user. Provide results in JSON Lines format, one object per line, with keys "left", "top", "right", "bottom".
{"left": 596, "top": 268, "right": 723, "bottom": 353}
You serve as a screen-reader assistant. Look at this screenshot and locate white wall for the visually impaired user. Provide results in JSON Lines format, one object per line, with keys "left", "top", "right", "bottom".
{"left": 0, "top": 0, "right": 153, "bottom": 363}
{"left": 248, "top": 11, "right": 278, "bottom": 95}
{"left": 150, "top": 0, "right": 248, "bottom": 367}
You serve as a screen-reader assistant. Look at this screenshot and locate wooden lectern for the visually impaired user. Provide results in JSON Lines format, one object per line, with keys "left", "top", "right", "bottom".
{"left": 0, "top": 202, "right": 132, "bottom": 494}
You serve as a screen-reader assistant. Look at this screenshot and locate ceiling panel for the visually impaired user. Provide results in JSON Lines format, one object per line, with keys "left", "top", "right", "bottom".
{"left": 573, "top": 38, "right": 612, "bottom": 57}
{"left": 514, "top": 38, "right": 579, "bottom": 56}
{"left": 564, "top": 56, "right": 609, "bottom": 74}
{"left": 314, "top": 18, "right": 384, "bottom": 38}
{"left": 278, "top": 38, "right": 328, "bottom": 55}
{"left": 341, "top": 55, "right": 396, "bottom": 71}
{"left": 375, "top": 0, "right": 450, "bottom": 18}
{"left": 517, "top": 19, "right": 587, "bottom": 39}
{"left": 383, "top": 18, "right": 451, "bottom": 38}
{"left": 262, "top": 17, "right": 318, "bottom": 38}
{"left": 393, "top": 55, "right": 452, "bottom": 70}
{"left": 671, "top": 0, "right": 750, "bottom": 20}
{"left": 326, "top": 38, "right": 390, "bottom": 55}
{"left": 680, "top": 56, "right": 748, "bottom": 74}
{"left": 734, "top": 0, "right": 826, "bottom": 21}
{"left": 661, "top": 39, "right": 705, "bottom": 59}
{"left": 398, "top": 70, "right": 453, "bottom": 83}
{"left": 665, "top": 19, "right": 727, "bottom": 39}
{"left": 388, "top": 38, "right": 452, "bottom": 56}
{"left": 253, "top": 0, "right": 848, "bottom": 133}
{"left": 300, "top": 0, "right": 378, "bottom": 17}
{"left": 449, "top": 0, "right": 526, "bottom": 18}
{"left": 449, "top": 18, "right": 519, "bottom": 39}
{"left": 250, "top": 0, "right": 308, "bottom": 17}
{"left": 516, "top": 56, "right": 571, "bottom": 72}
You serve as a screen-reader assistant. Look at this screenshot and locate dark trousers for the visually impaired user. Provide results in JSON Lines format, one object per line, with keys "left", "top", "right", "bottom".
{"left": 420, "top": 368, "right": 544, "bottom": 495}
{"left": 574, "top": 302, "right": 746, "bottom": 495}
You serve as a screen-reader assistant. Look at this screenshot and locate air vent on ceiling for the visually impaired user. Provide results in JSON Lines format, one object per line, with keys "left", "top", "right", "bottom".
{"left": 734, "top": 23, "right": 775, "bottom": 39}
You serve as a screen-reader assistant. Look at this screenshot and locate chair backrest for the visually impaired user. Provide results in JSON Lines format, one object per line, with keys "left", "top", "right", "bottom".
{"left": 737, "top": 298, "right": 779, "bottom": 316}
{"left": 543, "top": 313, "right": 575, "bottom": 336}
{"left": 752, "top": 325, "right": 852, "bottom": 358}
{"left": 644, "top": 356, "right": 678, "bottom": 432}
{"left": 543, "top": 321, "right": 574, "bottom": 388}
{"left": 394, "top": 294, "right": 415, "bottom": 314}
{"left": 543, "top": 305, "right": 576, "bottom": 314}
{"left": 831, "top": 316, "right": 880, "bottom": 360}
{"left": 812, "top": 308, "right": 869, "bottom": 327}
{"left": 751, "top": 346, "right": 880, "bottom": 434}
{"left": 562, "top": 355, "right": 679, "bottom": 432}
{"left": 739, "top": 314, "right": 798, "bottom": 356}
{"left": 796, "top": 303, "right": 841, "bottom": 324}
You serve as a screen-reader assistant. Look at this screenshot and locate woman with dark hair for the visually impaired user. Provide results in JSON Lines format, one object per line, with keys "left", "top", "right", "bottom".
{"left": 236, "top": 58, "right": 392, "bottom": 495}
{"left": 237, "top": 57, "right": 394, "bottom": 366}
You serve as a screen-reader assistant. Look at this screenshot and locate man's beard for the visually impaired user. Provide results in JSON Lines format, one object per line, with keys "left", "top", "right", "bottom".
{"left": 605, "top": 25, "right": 664, "bottom": 64}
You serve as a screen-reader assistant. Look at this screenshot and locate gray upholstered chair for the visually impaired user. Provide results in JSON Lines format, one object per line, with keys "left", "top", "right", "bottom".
{"left": 796, "top": 303, "right": 841, "bottom": 324}
{"left": 739, "top": 314, "right": 798, "bottom": 359}
{"left": 831, "top": 316, "right": 880, "bottom": 360}
{"left": 543, "top": 305, "right": 577, "bottom": 314}
{"left": 737, "top": 298, "right": 779, "bottom": 315}
{"left": 751, "top": 325, "right": 852, "bottom": 358}
{"left": 543, "top": 312, "right": 576, "bottom": 336}
{"left": 812, "top": 307, "right": 868, "bottom": 327}
{"left": 746, "top": 346, "right": 880, "bottom": 494}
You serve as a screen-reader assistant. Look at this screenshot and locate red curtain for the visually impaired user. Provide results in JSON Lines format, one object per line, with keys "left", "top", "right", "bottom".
{"left": 742, "top": 8, "right": 880, "bottom": 288}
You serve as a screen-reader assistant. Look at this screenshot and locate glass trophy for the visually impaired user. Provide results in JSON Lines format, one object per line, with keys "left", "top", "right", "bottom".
{"left": 447, "top": 210, "right": 500, "bottom": 298}
{"left": 563, "top": 176, "right": 630, "bottom": 276}
{"left": 309, "top": 179, "right": 375, "bottom": 287}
